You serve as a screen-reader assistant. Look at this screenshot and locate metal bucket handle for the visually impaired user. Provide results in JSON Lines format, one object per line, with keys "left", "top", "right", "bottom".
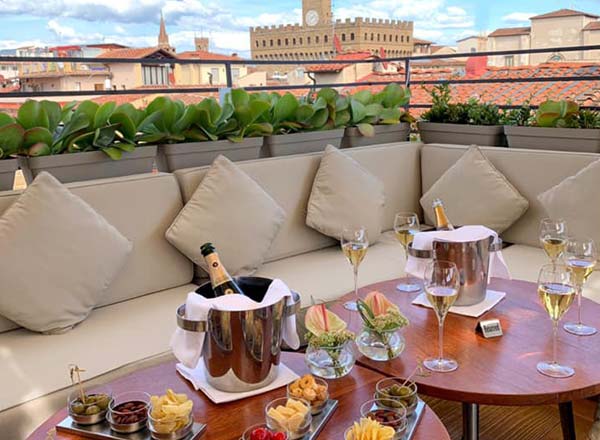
{"left": 407, "top": 238, "right": 502, "bottom": 259}
{"left": 176, "top": 290, "right": 301, "bottom": 333}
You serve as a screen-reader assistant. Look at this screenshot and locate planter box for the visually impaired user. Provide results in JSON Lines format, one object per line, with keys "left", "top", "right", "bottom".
{"left": 0, "top": 158, "right": 18, "bottom": 191}
{"left": 18, "top": 146, "right": 157, "bottom": 184}
{"left": 341, "top": 123, "right": 410, "bottom": 148}
{"left": 263, "top": 129, "right": 345, "bottom": 157}
{"left": 156, "top": 138, "right": 263, "bottom": 172}
{"left": 505, "top": 126, "right": 600, "bottom": 153}
{"left": 418, "top": 122, "right": 505, "bottom": 146}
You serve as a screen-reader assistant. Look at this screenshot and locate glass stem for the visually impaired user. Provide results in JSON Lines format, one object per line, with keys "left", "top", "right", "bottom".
{"left": 438, "top": 320, "right": 444, "bottom": 362}
{"left": 577, "top": 285, "right": 583, "bottom": 326}
{"left": 354, "top": 267, "right": 359, "bottom": 303}
{"left": 552, "top": 320, "right": 559, "bottom": 366}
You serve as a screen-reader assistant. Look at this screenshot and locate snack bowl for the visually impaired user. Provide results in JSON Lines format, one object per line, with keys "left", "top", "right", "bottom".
{"left": 265, "top": 397, "right": 312, "bottom": 440}
{"left": 241, "top": 423, "right": 288, "bottom": 440}
{"left": 107, "top": 391, "right": 150, "bottom": 433}
{"left": 360, "top": 398, "right": 407, "bottom": 438}
{"left": 286, "top": 375, "right": 329, "bottom": 415}
{"left": 375, "top": 378, "right": 418, "bottom": 416}
{"left": 67, "top": 386, "right": 112, "bottom": 426}
{"left": 148, "top": 405, "right": 193, "bottom": 440}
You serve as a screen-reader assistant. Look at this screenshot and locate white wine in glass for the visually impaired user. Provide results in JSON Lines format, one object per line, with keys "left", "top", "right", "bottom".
{"left": 341, "top": 227, "right": 369, "bottom": 311}
{"left": 394, "top": 212, "right": 421, "bottom": 293}
{"left": 539, "top": 219, "right": 567, "bottom": 265}
{"left": 423, "top": 260, "right": 460, "bottom": 373}
{"left": 563, "top": 238, "right": 597, "bottom": 336}
{"left": 537, "top": 264, "right": 576, "bottom": 378}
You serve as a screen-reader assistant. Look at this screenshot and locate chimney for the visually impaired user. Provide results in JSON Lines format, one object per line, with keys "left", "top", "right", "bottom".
{"left": 195, "top": 37, "right": 209, "bottom": 52}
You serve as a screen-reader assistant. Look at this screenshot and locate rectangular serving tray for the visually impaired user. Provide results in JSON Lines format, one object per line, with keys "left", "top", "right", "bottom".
{"left": 56, "top": 417, "right": 206, "bottom": 440}
{"left": 299, "top": 399, "right": 338, "bottom": 440}
{"left": 403, "top": 399, "right": 426, "bottom": 440}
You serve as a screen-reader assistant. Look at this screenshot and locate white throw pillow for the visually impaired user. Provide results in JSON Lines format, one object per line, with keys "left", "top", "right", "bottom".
{"left": 420, "top": 146, "right": 529, "bottom": 233}
{"left": 306, "top": 145, "right": 386, "bottom": 243}
{"left": 0, "top": 172, "right": 132, "bottom": 333}
{"left": 166, "top": 155, "right": 286, "bottom": 275}
{"left": 538, "top": 159, "right": 600, "bottom": 246}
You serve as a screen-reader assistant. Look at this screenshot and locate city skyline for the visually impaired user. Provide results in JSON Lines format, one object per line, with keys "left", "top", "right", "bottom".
{"left": 0, "top": 0, "right": 598, "bottom": 56}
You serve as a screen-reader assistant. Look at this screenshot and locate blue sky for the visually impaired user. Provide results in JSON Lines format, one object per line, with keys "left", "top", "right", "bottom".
{"left": 0, "top": 0, "right": 598, "bottom": 56}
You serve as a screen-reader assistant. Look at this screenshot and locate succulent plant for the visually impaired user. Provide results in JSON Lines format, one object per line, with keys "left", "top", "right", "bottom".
{"left": 535, "top": 99, "right": 580, "bottom": 128}
{"left": 224, "top": 89, "right": 273, "bottom": 141}
{"left": 0, "top": 113, "right": 23, "bottom": 159}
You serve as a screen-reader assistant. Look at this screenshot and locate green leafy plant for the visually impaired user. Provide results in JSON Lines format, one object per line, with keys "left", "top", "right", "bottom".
{"left": 0, "top": 113, "right": 24, "bottom": 159}
{"left": 225, "top": 89, "right": 273, "bottom": 141}
{"left": 535, "top": 99, "right": 580, "bottom": 128}
{"left": 577, "top": 109, "right": 600, "bottom": 129}
{"left": 421, "top": 84, "right": 501, "bottom": 125}
{"left": 501, "top": 100, "right": 534, "bottom": 126}
{"left": 137, "top": 96, "right": 203, "bottom": 145}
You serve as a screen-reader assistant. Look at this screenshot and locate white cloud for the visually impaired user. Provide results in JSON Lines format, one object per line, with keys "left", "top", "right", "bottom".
{"left": 47, "top": 19, "right": 78, "bottom": 39}
{"left": 502, "top": 12, "right": 534, "bottom": 23}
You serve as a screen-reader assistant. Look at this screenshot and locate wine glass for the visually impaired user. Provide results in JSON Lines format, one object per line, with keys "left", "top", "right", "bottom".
{"left": 394, "top": 212, "right": 421, "bottom": 292}
{"left": 537, "top": 264, "right": 576, "bottom": 378}
{"left": 423, "top": 260, "right": 460, "bottom": 373}
{"left": 563, "top": 238, "right": 597, "bottom": 336}
{"left": 341, "top": 226, "right": 369, "bottom": 311}
{"left": 539, "top": 218, "right": 567, "bottom": 265}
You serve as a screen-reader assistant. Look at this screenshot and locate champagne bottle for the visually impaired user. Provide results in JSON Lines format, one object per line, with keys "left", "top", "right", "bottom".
{"left": 432, "top": 198, "right": 455, "bottom": 231}
{"left": 200, "top": 243, "right": 244, "bottom": 296}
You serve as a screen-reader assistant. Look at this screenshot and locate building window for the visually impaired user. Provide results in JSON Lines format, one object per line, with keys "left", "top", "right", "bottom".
{"left": 262, "top": 40, "right": 266, "bottom": 47}
{"left": 395, "top": 35, "right": 398, "bottom": 42}
{"left": 255, "top": 41, "right": 259, "bottom": 47}
{"left": 371, "top": 33, "right": 374, "bottom": 41}
{"left": 307, "top": 36, "right": 311, "bottom": 44}
{"left": 324, "top": 35, "right": 328, "bottom": 43}
{"left": 505, "top": 55, "right": 514, "bottom": 67}
{"left": 341, "top": 33, "right": 346, "bottom": 42}
{"left": 377, "top": 34, "right": 381, "bottom": 41}
{"left": 365, "top": 33, "right": 368, "bottom": 40}
{"left": 277, "top": 39, "right": 281, "bottom": 46}
{"left": 285, "top": 38, "right": 289, "bottom": 46}
{"left": 316, "top": 36, "right": 320, "bottom": 43}
{"left": 401, "top": 35, "right": 404, "bottom": 42}
{"left": 471, "top": 47, "right": 476, "bottom": 53}
{"left": 300, "top": 37, "right": 303, "bottom": 44}
{"left": 142, "top": 65, "right": 169, "bottom": 86}
{"left": 350, "top": 33, "right": 355, "bottom": 41}
{"left": 293, "top": 38, "right": 296, "bottom": 44}
{"left": 270, "top": 39, "right": 273, "bottom": 47}
{"left": 407, "top": 36, "right": 410, "bottom": 42}
{"left": 383, "top": 34, "right": 386, "bottom": 42}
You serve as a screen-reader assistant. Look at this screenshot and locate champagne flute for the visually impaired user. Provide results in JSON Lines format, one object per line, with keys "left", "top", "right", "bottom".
{"left": 341, "top": 226, "right": 369, "bottom": 311}
{"left": 539, "top": 218, "right": 567, "bottom": 265}
{"left": 537, "top": 264, "right": 576, "bottom": 378}
{"left": 394, "top": 212, "right": 421, "bottom": 292}
{"left": 563, "top": 238, "right": 597, "bottom": 336}
{"left": 423, "top": 260, "right": 460, "bottom": 373}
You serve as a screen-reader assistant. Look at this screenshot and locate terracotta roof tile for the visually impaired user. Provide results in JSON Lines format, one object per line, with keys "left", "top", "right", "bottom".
{"left": 306, "top": 51, "right": 376, "bottom": 73}
{"left": 531, "top": 9, "right": 599, "bottom": 20}
{"left": 488, "top": 27, "right": 531, "bottom": 38}
{"left": 177, "top": 50, "right": 242, "bottom": 61}
{"left": 583, "top": 21, "right": 600, "bottom": 31}
{"left": 413, "top": 38, "right": 433, "bottom": 45}
{"left": 97, "top": 47, "right": 177, "bottom": 59}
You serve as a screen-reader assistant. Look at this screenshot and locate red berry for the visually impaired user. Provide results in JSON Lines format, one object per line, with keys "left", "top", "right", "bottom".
{"left": 273, "top": 432, "right": 287, "bottom": 440}
{"left": 250, "top": 428, "right": 272, "bottom": 440}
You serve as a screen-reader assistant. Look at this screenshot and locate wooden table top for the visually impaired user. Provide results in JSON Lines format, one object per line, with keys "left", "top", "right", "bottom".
{"left": 333, "top": 277, "right": 600, "bottom": 406}
{"left": 28, "top": 352, "right": 449, "bottom": 440}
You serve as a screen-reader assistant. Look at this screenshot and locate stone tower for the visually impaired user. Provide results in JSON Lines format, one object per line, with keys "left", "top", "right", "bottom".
{"left": 302, "top": 0, "right": 332, "bottom": 27}
{"left": 158, "top": 12, "right": 175, "bottom": 53}
{"left": 194, "top": 37, "right": 210, "bottom": 52}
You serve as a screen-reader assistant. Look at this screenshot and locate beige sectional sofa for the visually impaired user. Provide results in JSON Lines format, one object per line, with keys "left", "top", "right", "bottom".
{"left": 1, "top": 142, "right": 599, "bottom": 438}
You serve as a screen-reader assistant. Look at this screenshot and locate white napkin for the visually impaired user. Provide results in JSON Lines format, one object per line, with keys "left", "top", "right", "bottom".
{"left": 412, "top": 289, "right": 506, "bottom": 318}
{"left": 405, "top": 225, "right": 511, "bottom": 280}
{"left": 176, "top": 362, "right": 299, "bottom": 404}
{"left": 171, "top": 278, "right": 300, "bottom": 369}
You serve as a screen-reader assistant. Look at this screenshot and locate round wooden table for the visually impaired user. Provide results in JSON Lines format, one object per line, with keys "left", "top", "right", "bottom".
{"left": 332, "top": 277, "right": 600, "bottom": 440}
{"left": 28, "top": 352, "right": 449, "bottom": 440}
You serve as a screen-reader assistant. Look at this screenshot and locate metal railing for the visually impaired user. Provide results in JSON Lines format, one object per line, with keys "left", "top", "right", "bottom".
{"left": 1, "top": 43, "right": 599, "bottom": 110}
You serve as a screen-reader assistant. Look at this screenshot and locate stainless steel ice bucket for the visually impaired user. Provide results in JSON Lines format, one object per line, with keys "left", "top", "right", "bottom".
{"left": 176, "top": 277, "right": 300, "bottom": 392}
{"left": 409, "top": 235, "right": 499, "bottom": 306}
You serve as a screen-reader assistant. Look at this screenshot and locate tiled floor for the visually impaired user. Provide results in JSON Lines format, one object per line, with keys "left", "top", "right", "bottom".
{"left": 423, "top": 396, "right": 596, "bottom": 440}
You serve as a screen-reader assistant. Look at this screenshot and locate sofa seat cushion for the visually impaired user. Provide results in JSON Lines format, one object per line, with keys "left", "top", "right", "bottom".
{"left": 501, "top": 244, "right": 600, "bottom": 304}
{"left": 0, "top": 283, "right": 197, "bottom": 412}
{"left": 254, "top": 231, "right": 405, "bottom": 307}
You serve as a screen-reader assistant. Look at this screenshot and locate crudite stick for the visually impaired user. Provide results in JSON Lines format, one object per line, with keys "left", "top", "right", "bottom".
{"left": 69, "top": 364, "right": 87, "bottom": 404}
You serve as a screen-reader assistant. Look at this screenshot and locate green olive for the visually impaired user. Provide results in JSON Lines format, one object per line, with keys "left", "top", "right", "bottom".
{"left": 94, "top": 394, "right": 110, "bottom": 410}
{"left": 71, "top": 402, "right": 85, "bottom": 415}
{"left": 85, "top": 405, "right": 101, "bottom": 415}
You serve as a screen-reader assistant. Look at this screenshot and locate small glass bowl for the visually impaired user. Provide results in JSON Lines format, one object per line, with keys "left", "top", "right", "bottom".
{"left": 147, "top": 404, "right": 193, "bottom": 440}
{"left": 107, "top": 391, "right": 150, "bottom": 434}
{"left": 241, "top": 423, "right": 288, "bottom": 440}
{"left": 286, "top": 377, "right": 329, "bottom": 415}
{"left": 375, "top": 378, "right": 418, "bottom": 416}
{"left": 67, "top": 385, "right": 112, "bottom": 425}
{"left": 265, "top": 397, "right": 312, "bottom": 440}
{"left": 360, "top": 398, "right": 407, "bottom": 437}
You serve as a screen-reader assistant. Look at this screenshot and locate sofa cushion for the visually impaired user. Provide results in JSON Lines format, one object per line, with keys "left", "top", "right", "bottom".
{"left": 421, "top": 144, "right": 600, "bottom": 247}
{"left": 421, "top": 146, "right": 529, "bottom": 233}
{"left": 0, "top": 173, "right": 132, "bottom": 333}
{"left": 174, "top": 143, "right": 422, "bottom": 274}
{"left": 0, "top": 283, "right": 197, "bottom": 412}
{"left": 254, "top": 231, "right": 405, "bottom": 307}
{"left": 538, "top": 159, "right": 600, "bottom": 248}
{"left": 306, "top": 145, "right": 386, "bottom": 243}
{"left": 501, "top": 244, "right": 600, "bottom": 304}
{"left": 167, "top": 156, "right": 286, "bottom": 275}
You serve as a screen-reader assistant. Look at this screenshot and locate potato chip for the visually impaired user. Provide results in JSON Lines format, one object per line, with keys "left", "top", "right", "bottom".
{"left": 149, "top": 390, "right": 193, "bottom": 434}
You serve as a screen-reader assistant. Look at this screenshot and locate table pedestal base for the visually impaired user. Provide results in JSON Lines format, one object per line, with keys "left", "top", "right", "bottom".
{"left": 462, "top": 403, "right": 479, "bottom": 440}
{"left": 559, "top": 401, "right": 576, "bottom": 440}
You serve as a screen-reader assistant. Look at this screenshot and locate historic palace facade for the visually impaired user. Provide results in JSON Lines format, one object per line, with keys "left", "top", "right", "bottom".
{"left": 250, "top": 0, "right": 414, "bottom": 60}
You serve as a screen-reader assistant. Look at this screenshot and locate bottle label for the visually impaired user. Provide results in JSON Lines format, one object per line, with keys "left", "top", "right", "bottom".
{"left": 205, "top": 253, "right": 230, "bottom": 288}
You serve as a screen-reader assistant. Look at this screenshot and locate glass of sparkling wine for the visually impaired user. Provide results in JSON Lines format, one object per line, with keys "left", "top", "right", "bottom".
{"left": 539, "top": 218, "right": 567, "bottom": 265}
{"left": 537, "top": 264, "right": 576, "bottom": 378}
{"left": 423, "top": 260, "right": 460, "bottom": 373}
{"left": 563, "top": 238, "right": 597, "bottom": 336}
{"left": 341, "top": 226, "right": 369, "bottom": 311}
{"left": 394, "top": 212, "right": 421, "bottom": 293}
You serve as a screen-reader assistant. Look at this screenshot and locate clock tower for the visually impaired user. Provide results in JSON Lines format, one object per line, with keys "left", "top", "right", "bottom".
{"left": 302, "top": 0, "right": 332, "bottom": 27}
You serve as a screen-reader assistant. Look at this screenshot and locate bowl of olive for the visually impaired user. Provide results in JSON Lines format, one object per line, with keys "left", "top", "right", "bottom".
{"left": 374, "top": 378, "right": 418, "bottom": 416}
{"left": 68, "top": 386, "right": 112, "bottom": 425}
